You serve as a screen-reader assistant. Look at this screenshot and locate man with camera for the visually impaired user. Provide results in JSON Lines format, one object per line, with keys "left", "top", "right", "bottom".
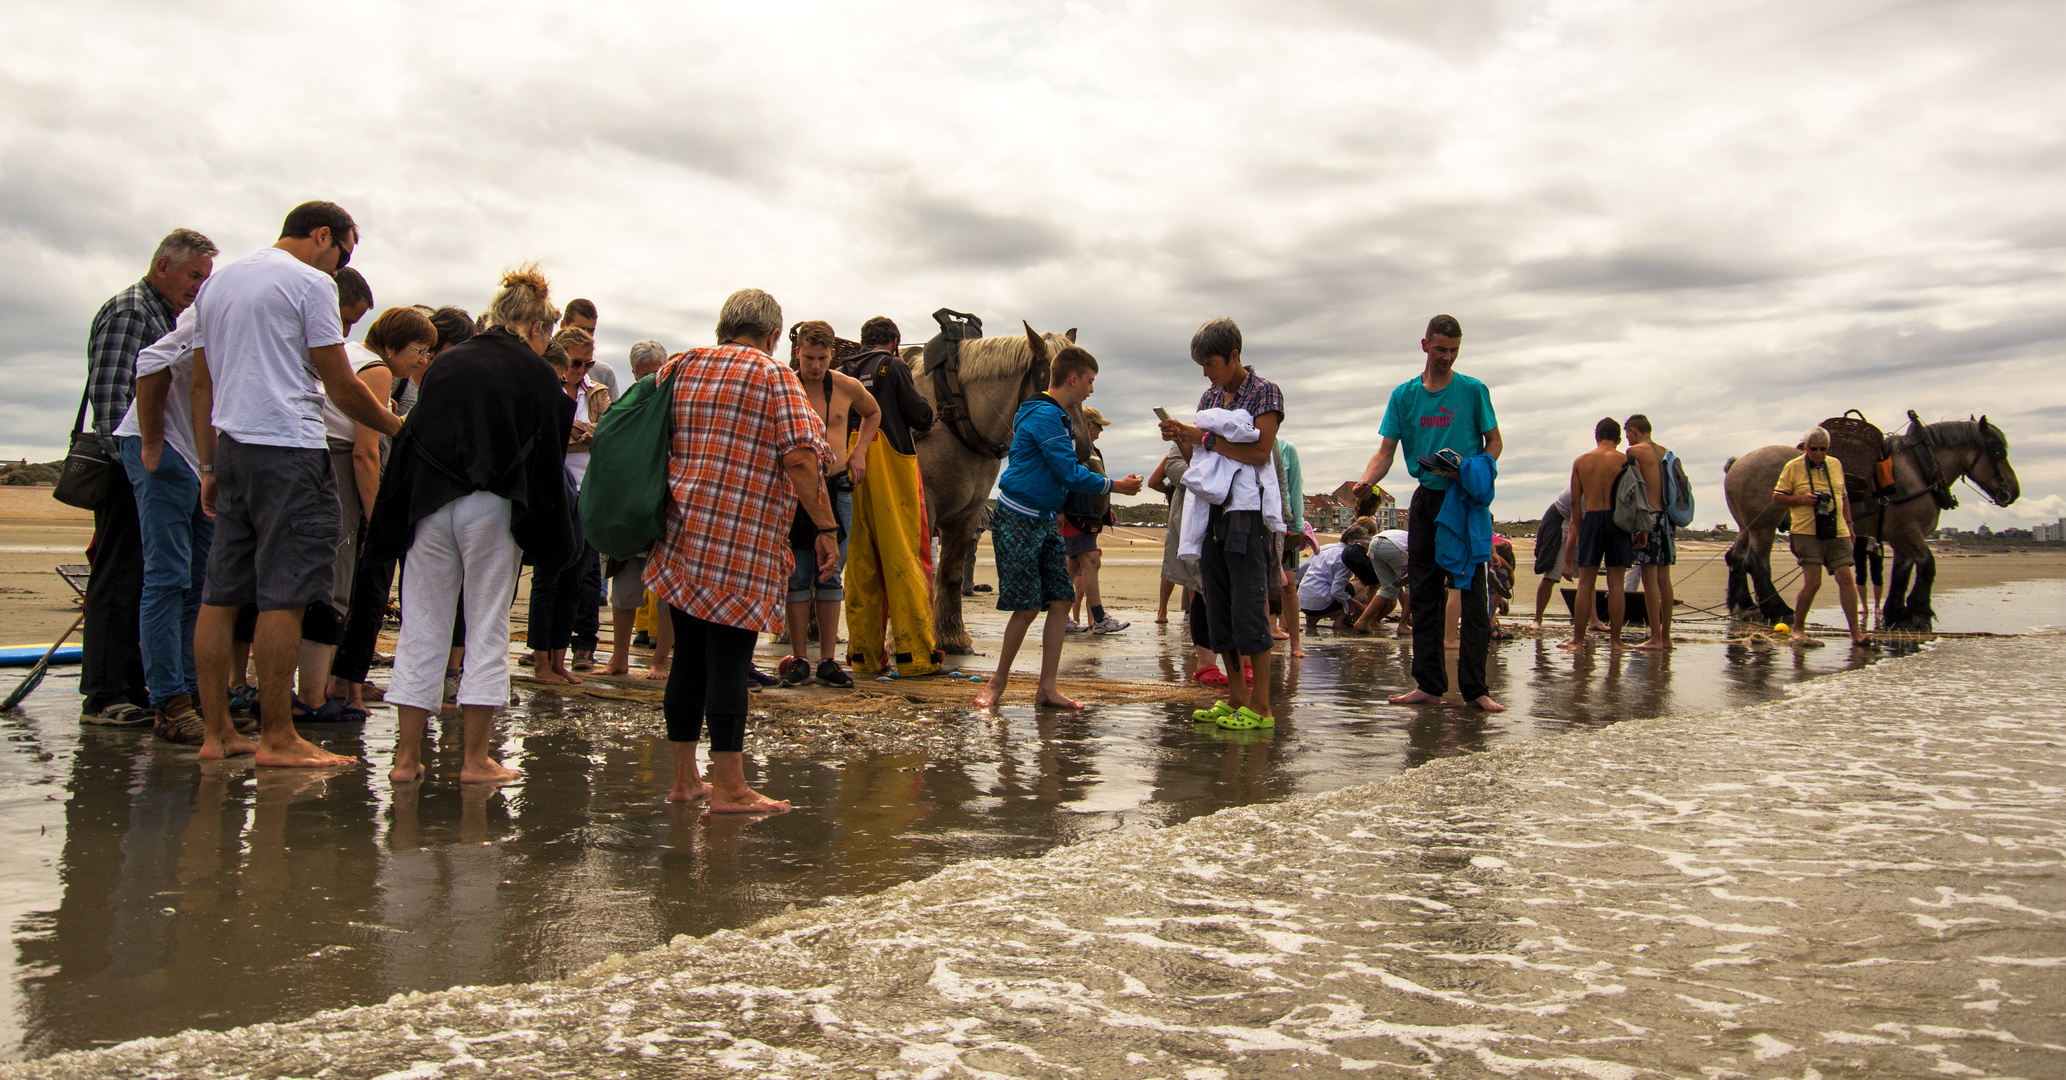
{"left": 1772, "top": 426, "right": 1870, "bottom": 645}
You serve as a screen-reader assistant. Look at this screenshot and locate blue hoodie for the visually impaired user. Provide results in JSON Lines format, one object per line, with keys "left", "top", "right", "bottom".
{"left": 997, "top": 394, "right": 1111, "bottom": 519}
{"left": 1435, "top": 453, "right": 1497, "bottom": 583}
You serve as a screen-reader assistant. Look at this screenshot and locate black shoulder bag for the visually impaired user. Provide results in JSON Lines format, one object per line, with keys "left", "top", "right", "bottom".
{"left": 52, "top": 390, "right": 119, "bottom": 512}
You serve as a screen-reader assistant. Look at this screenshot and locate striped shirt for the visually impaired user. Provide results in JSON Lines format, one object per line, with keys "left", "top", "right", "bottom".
{"left": 645, "top": 343, "right": 831, "bottom": 632}
{"left": 86, "top": 280, "right": 178, "bottom": 434}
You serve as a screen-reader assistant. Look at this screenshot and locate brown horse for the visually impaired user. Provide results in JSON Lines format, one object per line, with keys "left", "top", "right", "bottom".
{"left": 915, "top": 325, "right": 1079, "bottom": 653}
{"left": 1723, "top": 417, "right": 2019, "bottom": 631}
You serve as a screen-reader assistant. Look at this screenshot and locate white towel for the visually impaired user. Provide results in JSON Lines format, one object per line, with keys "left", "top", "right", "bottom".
{"left": 1178, "top": 408, "right": 1285, "bottom": 561}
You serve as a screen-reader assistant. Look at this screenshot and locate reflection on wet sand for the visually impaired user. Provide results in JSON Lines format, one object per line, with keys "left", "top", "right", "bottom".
{"left": 0, "top": 615, "right": 1908, "bottom": 1059}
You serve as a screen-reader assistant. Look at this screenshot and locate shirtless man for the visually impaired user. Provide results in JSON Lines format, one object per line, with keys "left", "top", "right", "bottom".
{"left": 778, "top": 321, "right": 881, "bottom": 688}
{"left": 1561, "top": 417, "right": 1634, "bottom": 650}
{"left": 1623, "top": 414, "right": 1673, "bottom": 650}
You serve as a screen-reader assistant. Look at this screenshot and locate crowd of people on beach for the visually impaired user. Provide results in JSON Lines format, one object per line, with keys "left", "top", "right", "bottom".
{"left": 69, "top": 201, "right": 1876, "bottom": 811}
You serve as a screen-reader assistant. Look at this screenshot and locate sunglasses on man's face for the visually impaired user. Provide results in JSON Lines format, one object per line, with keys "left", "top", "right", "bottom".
{"left": 331, "top": 233, "right": 353, "bottom": 270}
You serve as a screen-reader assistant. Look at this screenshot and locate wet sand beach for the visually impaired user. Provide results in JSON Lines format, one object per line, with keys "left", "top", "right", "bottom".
{"left": 9, "top": 635, "right": 2062, "bottom": 1078}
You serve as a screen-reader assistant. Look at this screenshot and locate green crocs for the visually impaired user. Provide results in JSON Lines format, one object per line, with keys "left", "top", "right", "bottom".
{"left": 1192, "top": 701, "right": 1234, "bottom": 723}
{"left": 1216, "top": 706, "right": 1274, "bottom": 730}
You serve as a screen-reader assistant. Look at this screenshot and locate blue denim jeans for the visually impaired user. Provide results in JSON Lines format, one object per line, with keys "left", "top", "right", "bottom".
{"left": 118, "top": 436, "right": 214, "bottom": 707}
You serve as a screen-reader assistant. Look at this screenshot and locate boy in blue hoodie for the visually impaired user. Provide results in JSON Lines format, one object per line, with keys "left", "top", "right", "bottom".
{"left": 975, "top": 333, "right": 1144, "bottom": 709}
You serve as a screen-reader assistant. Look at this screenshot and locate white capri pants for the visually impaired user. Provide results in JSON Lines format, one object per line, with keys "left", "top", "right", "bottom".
{"left": 388, "top": 491, "right": 522, "bottom": 712}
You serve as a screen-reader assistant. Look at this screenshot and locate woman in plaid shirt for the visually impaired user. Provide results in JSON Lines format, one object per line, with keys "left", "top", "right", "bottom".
{"left": 645, "top": 289, "right": 836, "bottom": 813}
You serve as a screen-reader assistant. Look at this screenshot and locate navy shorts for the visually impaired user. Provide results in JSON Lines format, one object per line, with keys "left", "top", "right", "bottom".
{"left": 1574, "top": 509, "right": 1634, "bottom": 570}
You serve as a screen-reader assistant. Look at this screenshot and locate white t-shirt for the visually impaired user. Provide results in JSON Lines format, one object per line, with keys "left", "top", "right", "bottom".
{"left": 113, "top": 306, "right": 200, "bottom": 471}
{"left": 191, "top": 247, "right": 346, "bottom": 450}
{"left": 564, "top": 379, "right": 594, "bottom": 490}
{"left": 321, "top": 343, "right": 388, "bottom": 446}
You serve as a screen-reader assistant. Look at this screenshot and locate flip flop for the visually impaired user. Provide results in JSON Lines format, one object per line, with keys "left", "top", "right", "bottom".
{"left": 1216, "top": 706, "right": 1273, "bottom": 730}
{"left": 1192, "top": 700, "right": 1234, "bottom": 723}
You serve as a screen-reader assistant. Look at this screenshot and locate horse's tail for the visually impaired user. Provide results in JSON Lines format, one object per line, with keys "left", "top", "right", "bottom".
{"left": 1724, "top": 456, "right": 1739, "bottom": 475}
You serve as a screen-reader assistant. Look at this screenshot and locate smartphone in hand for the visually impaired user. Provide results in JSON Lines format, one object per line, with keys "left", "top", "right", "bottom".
{"left": 1152, "top": 407, "right": 1171, "bottom": 422}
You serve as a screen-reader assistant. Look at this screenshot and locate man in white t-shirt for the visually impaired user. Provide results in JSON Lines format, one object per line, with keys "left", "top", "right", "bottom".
{"left": 187, "top": 201, "right": 401, "bottom": 767}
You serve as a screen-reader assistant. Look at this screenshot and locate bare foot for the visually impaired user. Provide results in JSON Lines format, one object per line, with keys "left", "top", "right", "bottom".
{"left": 1609, "top": 637, "right": 1628, "bottom": 651}
{"left": 255, "top": 734, "right": 358, "bottom": 768}
{"left": 460, "top": 760, "right": 521, "bottom": 784}
{"left": 531, "top": 665, "right": 575, "bottom": 685}
{"left": 1558, "top": 638, "right": 1584, "bottom": 650}
{"left": 389, "top": 762, "right": 426, "bottom": 784}
{"left": 1270, "top": 628, "right": 1290, "bottom": 640}
{"left": 604, "top": 658, "right": 630, "bottom": 676}
{"left": 1034, "top": 688, "right": 1084, "bottom": 709}
{"left": 1632, "top": 637, "right": 1666, "bottom": 652}
{"left": 1291, "top": 646, "right": 1307, "bottom": 659}
{"left": 644, "top": 665, "right": 671, "bottom": 681}
{"left": 710, "top": 786, "right": 791, "bottom": 814}
{"left": 1532, "top": 619, "right": 1544, "bottom": 632}
{"left": 669, "top": 777, "right": 710, "bottom": 803}
{"left": 973, "top": 675, "right": 1009, "bottom": 709}
{"left": 1467, "top": 694, "right": 1507, "bottom": 712}
{"left": 199, "top": 732, "right": 259, "bottom": 760}
{"left": 1154, "top": 615, "right": 1168, "bottom": 624}
{"left": 1388, "top": 688, "right": 1442, "bottom": 705}
{"left": 552, "top": 662, "right": 584, "bottom": 685}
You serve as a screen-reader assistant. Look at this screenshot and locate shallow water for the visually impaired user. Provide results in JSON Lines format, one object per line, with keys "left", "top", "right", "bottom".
{"left": 0, "top": 581, "right": 2058, "bottom": 1061}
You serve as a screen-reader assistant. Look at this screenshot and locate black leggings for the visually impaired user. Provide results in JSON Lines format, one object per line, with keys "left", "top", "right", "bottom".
{"left": 664, "top": 605, "right": 756, "bottom": 751}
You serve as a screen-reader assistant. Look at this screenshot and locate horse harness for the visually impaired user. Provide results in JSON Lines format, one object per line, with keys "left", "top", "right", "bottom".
{"left": 922, "top": 308, "right": 1050, "bottom": 460}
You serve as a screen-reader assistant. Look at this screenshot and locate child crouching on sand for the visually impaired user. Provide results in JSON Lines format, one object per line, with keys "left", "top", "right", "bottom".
{"left": 975, "top": 332, "right": 1143, "bottom": 709}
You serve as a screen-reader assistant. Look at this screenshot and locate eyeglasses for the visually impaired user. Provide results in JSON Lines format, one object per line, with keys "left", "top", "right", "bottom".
{"left": 573, "top": 358, "right": 596, "bottom": 368}
{"left": 407, "top": 342, "right": 433, "bottom": 358}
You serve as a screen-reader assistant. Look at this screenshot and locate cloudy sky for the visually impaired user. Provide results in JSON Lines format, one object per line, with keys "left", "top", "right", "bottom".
{"left": 3, "top": 0, "right": 2060, "bottom": 529}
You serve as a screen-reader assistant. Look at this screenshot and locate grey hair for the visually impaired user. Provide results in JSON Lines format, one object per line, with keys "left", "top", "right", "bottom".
{"left": 151, "top": 228, "right": 218, "bottom": 268}
{"left": 628, "top": 339, "right": 667, "bottom": 369}
{"left": 1803, "top": 425, "right": 1831, "bottom": 447}
{"left": 715, "top": 288, "right": 783, "bottom": 345}
{"left": 1190, "top": 317, "right": 1242, "bottom": 364}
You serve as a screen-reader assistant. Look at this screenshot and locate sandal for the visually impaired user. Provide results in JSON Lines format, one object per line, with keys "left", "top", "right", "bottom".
{"left": 1192, "top": 665, "right": 1228, "bottom": 687}
{"left": 1216, "top": 706, "right": 1273, "bottom": 730}
{"left": 1192, "top": 700, "right": 1234, "bottom": 723}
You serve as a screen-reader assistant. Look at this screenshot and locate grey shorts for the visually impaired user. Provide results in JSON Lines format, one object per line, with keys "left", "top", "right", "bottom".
{"left": 202, "top": 435, "right": 340, "bottom": 611}
{"left": 610, "top": 553, "right": 648, "bottom": 611}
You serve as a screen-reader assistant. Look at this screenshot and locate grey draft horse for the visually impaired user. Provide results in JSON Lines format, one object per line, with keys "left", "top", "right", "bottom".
{"left": 1723, "top": 417, "right": 2019, "bottom": 632}
{"left": 915, "top": 324, "right": 1080, "bottom": 654}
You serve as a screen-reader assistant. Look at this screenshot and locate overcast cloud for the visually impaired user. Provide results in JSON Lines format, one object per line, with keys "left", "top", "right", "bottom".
{"left": 2, "top": 0, "right": 2060, "bottom": 529}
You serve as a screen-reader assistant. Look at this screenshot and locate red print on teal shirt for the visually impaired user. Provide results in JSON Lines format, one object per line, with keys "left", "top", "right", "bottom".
{"left": 1420, "top": 406, "right": 1454, "bottom": 429}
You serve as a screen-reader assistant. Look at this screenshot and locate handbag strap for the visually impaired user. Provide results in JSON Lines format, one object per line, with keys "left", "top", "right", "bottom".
{"left": 71, "top": 385, "right": 93, "bottom": 437}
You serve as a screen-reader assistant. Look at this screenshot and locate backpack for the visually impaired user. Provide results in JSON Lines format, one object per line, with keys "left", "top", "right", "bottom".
{"left": 1661, "top": 450, "right": 1696, "bottom": 528}
{"left": 1612, "top": 459, "right": 1657, "bottom": 536}
{"left": 578, "top": 363, "right": 678, "bottom": 560}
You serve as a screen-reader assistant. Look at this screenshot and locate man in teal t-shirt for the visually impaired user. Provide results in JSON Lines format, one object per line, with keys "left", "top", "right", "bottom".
{"left": 1353, "top": 314, "right": 1504, "bottom": 712}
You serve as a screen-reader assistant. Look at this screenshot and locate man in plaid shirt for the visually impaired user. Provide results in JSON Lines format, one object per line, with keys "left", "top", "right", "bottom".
{"left": 646, "top": 288, "right": 835, "bottom": 813}
{"left": 78, "top": 228, "right": 217, "bottom": 726}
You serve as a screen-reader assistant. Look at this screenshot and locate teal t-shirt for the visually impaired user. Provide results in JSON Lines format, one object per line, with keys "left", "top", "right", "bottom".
{"left": 1377, "top": 373, "right": 1497, "bottom": 490}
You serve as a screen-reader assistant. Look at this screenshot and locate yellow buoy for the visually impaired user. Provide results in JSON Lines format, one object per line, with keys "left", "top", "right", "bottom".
{"left": 1773, "top": 623, "right": 1790, "bottom": 636}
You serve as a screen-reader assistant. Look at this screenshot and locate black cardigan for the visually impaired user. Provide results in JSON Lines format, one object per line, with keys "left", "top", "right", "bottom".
{"left": 367, "top": 327, "right": 577, "bottom": 573}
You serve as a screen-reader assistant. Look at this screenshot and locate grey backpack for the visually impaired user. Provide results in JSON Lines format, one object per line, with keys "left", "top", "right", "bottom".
{"left": 1612, "top": 460, "right": 1657, "bottom": 535}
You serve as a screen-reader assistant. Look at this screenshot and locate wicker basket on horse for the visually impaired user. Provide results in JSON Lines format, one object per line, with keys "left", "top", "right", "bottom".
{"left": 1819, "top": 410, "right": 1889, "bottom": 495}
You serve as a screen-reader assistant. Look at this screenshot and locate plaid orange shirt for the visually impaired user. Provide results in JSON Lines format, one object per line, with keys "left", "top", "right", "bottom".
{"left": 645, "top": 344, "right": 830, "bottom": 632}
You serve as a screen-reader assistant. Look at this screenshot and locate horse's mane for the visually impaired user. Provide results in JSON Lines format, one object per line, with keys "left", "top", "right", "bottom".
{"left": 913, "top": 335, "right": 1046, "bottom": 384}
{"left": 1926, "top": 418, "right": 2007, "bottom": 454}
